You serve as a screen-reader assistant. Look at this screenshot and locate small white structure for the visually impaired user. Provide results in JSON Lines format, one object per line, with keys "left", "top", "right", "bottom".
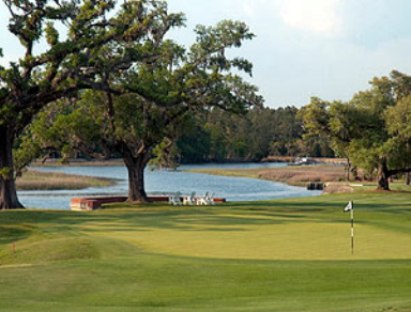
{"left": 183, "top": 192, "right": 196, "bottom": 205}
{"left": 169, "top": 192, "right": 222, "bottom": 206}
{"left": 196, "top": 192, "right": 215, "bottom": 205}
{"left": 168, "top": 192, "right": 182, "bottom": 205}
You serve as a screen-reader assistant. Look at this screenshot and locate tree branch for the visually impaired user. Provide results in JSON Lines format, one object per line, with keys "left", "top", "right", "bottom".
{"left": 388, "top": 167, "right": 411, "bottom": 176}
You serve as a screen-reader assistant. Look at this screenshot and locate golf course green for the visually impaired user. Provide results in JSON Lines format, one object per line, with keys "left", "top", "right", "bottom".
{"left": 1, "top": 191, "right": 410, "bottom": 311}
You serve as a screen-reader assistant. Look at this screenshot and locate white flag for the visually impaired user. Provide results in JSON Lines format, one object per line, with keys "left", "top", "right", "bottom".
{"left": 344, "top": 201, "right": 353, "bottom": 212}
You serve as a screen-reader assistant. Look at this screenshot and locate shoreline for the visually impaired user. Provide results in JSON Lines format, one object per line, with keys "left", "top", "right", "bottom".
{"left": 188, "top": 165, "right": 411, "bottom": 193}
{"left": 25, "top": 161, "right": 348, "bottom": 193}
{"left": 32, "top": 156, "right": 347, "bottom": 167}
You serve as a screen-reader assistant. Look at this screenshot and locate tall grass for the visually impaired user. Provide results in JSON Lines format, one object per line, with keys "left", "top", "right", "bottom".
{"left": 189, "top": 165, "right": 347, "bottom": 186}
{"left": 16, "top": 170, "right": 114, "bottom": 190}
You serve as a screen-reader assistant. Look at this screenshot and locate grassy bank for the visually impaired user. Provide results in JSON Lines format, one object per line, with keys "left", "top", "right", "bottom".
{"left": 0, "top": 191, "right": 410, "bottom": 311}
{"left": 189, "top": 165, "right": 411, "bottom": 193}
{"left": 31, "top": 159, "right": 124, "bottom": 167}
{"left": 16, "top": 170, "right": 115, "bottom": 191}
{"left": 189, "top": 164, "right": 348, "bottom": 186}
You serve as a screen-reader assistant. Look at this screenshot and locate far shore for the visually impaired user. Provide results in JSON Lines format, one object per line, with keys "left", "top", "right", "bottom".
{"left": 32, "top": 156, "right": 347, "bottom": 167}
{"left": 187, "top": 164, "right": 348, "bottom": 187}
{"left": 188, "top": 165, "right": 411, "bottom": 193}
{"left": 31, "top": 159, "right": 125, "bottom": 167}
{"left": 17, "top": 169, "right": 115, "bottom": 191}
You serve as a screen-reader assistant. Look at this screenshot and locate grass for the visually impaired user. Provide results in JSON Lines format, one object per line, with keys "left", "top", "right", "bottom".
{"left": 0, "top": 191, "right": 411, "bottom": 311}
{"left": 188, "top": 165, "right": 348, "bottom": 186}
{"left": 31, "top": 159, "right": 124, "bottom": 167}
{"left": 16, "top": 170, "right": 115, "bottom": 190}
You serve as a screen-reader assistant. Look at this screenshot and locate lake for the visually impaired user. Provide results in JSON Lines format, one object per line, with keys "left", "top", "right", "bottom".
{"left": 18, "top": 163, "right": 321, "bottom": 209}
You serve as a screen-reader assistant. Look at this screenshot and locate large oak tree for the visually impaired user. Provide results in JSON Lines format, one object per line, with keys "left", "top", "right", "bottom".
{"left": 0, "top": 0, "right": 183, "bottom": 209}
{"left": 19, "top": 20, "right": 262, "bottom": 203}
{"left": 301, "top": 70, "right": 411, "bottom": 190}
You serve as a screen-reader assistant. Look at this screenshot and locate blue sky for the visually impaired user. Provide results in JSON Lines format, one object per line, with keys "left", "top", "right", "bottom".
{"left": 2, "top": 0, "right": 411, "bottom": 107}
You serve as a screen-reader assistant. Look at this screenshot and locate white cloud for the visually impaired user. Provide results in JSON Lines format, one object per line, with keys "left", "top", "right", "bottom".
{"left": 238, "top": 0, "right": 344, "bottom": 36}
{"left": 241, "top": 0, "right": 270, "bottom": 17}
{"left": 278, "top": 0, "right": 343, "bottom": 35}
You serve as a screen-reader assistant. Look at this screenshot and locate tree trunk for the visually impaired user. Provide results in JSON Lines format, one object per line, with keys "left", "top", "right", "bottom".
{"left": 0, "top": 126, "right": 24, "bottom": 209}
{"left": 377, "top": 156, "right": 390, "bottom": 191}
{"left": 406, "top": 172, "right": 411, "bottom": 186}
{"left": 123, "top": 153, "right": 150, "bottom": 203}
{"left": 345, "top": 158, "right": 351, "bottom": 182}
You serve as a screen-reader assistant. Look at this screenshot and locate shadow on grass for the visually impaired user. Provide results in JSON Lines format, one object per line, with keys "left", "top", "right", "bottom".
{"left": 1, "top": 192, "right": 411, "bottom": 238}
{"left": 1, "top": 206, "right": 309, "bottom": 237}
{"left": 0, "top": 226, "right": 32, "bottom": 245}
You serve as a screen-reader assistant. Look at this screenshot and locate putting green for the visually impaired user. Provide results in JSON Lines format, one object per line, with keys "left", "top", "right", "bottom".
{"left": 87, "top": 211, "right": 411, "bottom": 261}
{"left": 0, "top": 191, "right": 410, "bottom": 311}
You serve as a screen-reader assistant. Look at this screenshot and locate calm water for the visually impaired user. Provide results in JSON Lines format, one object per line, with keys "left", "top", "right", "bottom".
{"left": 18, "top": 163, "right": 321, "bottom": 210}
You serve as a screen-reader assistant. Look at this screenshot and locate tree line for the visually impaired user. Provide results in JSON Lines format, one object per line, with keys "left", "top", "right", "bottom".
{"left": 174, "top": 106, "right": 333, "bottom": 164}
{"left": 175, "top": 70, "right": 411, "bottom": 192}
{"left": 20, "top": 104, "right": 335, "bottom": 170}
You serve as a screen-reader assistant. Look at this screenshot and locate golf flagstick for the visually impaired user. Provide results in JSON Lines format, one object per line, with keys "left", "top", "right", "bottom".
{"left": 344, "top": 201, "right": 354, "bottom": 254}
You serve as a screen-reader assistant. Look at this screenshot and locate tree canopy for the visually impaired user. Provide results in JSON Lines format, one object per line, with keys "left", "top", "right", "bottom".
{"left": 15, "top": 12, "right": 263, "bottom": 203}
{"left": 0, "top": 0, "right": 185, "bottom": 208}
{"left": 300, "top": 70, "right": 411, "bottom": 189}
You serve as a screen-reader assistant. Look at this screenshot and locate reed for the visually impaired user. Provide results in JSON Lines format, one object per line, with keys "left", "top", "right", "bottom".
{"left": 16, "top": 170, "right": 114, "bottom": 190}
{"left": 189, "top": 165, "right": 347, "bottom": 186}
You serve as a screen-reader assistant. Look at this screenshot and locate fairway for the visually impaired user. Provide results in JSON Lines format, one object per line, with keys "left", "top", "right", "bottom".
{"left": 1, "top": 191, "right": 411, "bottom": 311}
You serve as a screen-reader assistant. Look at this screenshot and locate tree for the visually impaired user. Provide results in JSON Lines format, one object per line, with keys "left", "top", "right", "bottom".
{"left": 268, "top": 106, "right": 303, "bottom": 157}
{"left": 0, "top": 0, "right": 186, "bottom": 209}
{"left": 347, "top": 71, "right": 411, "bottom": 190}
{"left": 301, "top": 71, "right": 411, "bottom": 189}
{"left": 114, "top": 20, "right": 261, "bottom": 202}
{"left": 385, "top": 94, "right": 411, "bottom": 186}
{"left": 246, "top": 107, "right": 276, "bottom": 159}
{"left": 176, "top": 114, "right": 212, "bottom": 163}
{"left": 379, "top": 94, "right": 411, "bottom": 186}
{"left": 20, "top": 19, "right": 262, "bottom": 203}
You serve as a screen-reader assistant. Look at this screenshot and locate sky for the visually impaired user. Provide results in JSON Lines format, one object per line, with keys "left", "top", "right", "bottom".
{"left": 1, "top": 0, "right": 411, "bottom": 108}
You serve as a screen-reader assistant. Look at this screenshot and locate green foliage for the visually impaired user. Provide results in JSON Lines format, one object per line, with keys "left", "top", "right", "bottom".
{"left": 17, "top": 10, "right": 263, "bottom": 192}
{"left": 44, "top": 22, "right": 59, "bottom": 46}
{"left": 176, "top": 106, "right": 309, "bottom": 163}
{"left": 301, "top": 70, "right": 411, "bottom": 186}
{"left": 384, "top": 95, "right": 411, "bottom": 169}
{"left": 347, "top": 74, "right": 410, "bottom": 174}
{"left": 0, "top": 167, "right": 12, "bottom": 179}
{"left": 150, "top": 138, "right": 179, "bottom": 170}
{"left": 1, "top": 0, "right": 200, "bottom": 207}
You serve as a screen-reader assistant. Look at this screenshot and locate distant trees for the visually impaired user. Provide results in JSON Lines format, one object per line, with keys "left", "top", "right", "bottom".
{"left": 300, "top": 97, "right": 356, "bottom": 180}
{"left": 176, "top": 106, "right": 310, "bottom": 163}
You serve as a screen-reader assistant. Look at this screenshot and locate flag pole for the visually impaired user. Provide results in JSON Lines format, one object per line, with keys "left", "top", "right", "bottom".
{"left": 350, "top": 201, "right": 354, "bottom": 254}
